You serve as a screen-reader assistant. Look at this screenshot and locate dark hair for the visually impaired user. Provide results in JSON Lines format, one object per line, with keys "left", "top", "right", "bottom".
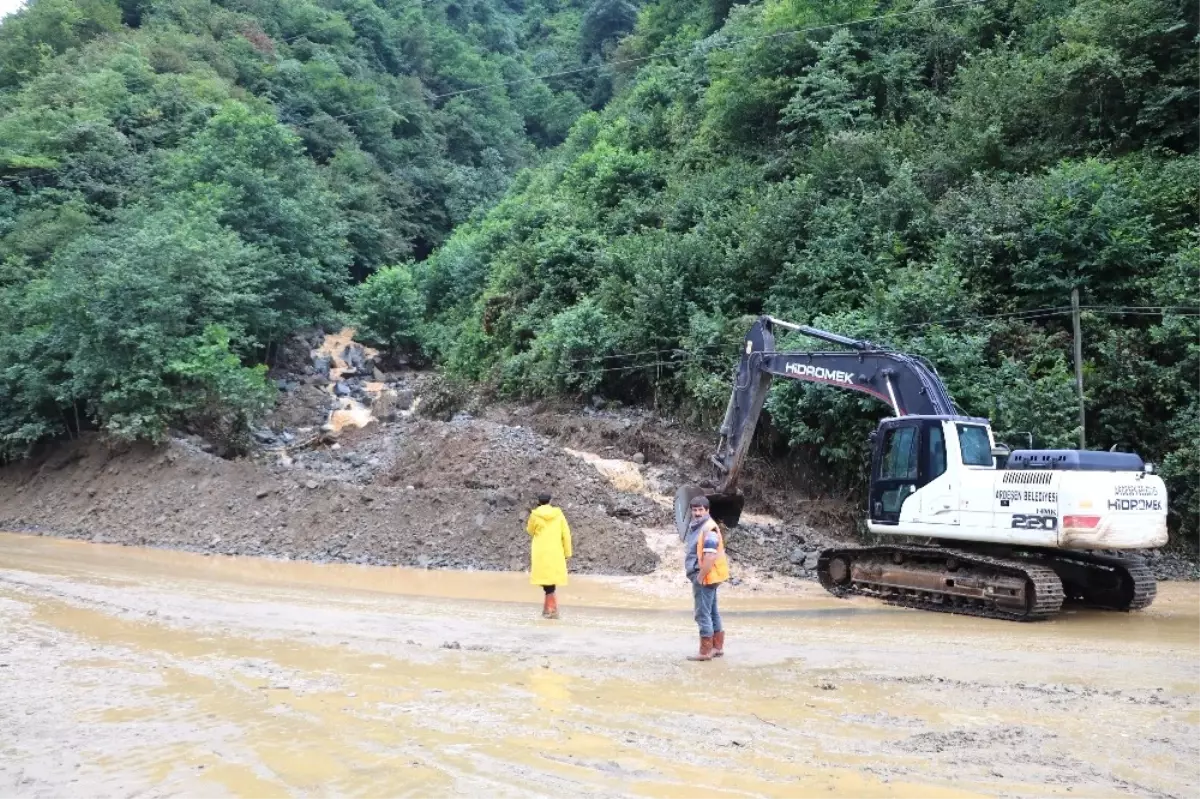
{"left": 537, "top": 493, "right": 552, "bottom": 505}
{"left": 689, "top": 495, "right": 710, "bottom": 508}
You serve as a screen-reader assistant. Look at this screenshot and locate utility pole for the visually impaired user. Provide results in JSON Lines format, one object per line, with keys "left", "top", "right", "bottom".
{"left": 1071, "top": 287, "right": 1086, "bottom": 450}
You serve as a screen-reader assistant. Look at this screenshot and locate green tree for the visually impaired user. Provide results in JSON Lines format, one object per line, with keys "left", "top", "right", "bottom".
{"left": 351, "top": 265, "right": 426, "bottom": 354}
{"left": 166, "top": 325, "right": 276, "bottom": 456}
{"left": 780, "top": 30, "right": 872, "bottom": 144}
{"left": 581, "top": 0, "right": 638, "bottom": 57}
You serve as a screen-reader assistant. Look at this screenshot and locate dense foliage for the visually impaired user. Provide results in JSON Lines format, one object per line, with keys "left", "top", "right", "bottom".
{"left": 2, "top": 0, "right": 1196, "bottom": 543}
{"left": 416, "top": 0, "right": 1199, "bottom": 541}
{"left": 1, "top": 0, "right": 640, "bottom": 454}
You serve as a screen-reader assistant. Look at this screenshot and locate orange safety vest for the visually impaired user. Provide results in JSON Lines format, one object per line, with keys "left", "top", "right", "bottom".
{"left": 696, "top": 519, "right": 730, "bottom": 586}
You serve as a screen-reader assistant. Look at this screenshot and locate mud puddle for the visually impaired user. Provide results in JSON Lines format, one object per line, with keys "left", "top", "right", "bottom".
{"left": 1, "top": 533, "right": 1196, "bottom": 798}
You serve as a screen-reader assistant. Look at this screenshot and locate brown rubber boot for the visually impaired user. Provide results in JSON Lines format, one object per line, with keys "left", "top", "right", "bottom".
{"left": 687, "top": 636, "right": 714, "bottom": 661}
{"left": 546, "top": 593, "right": 559, "bottom": 619}
{"left": 541, "top": 594, "right": 552, "bottom": 618}
{"left": 712, "top": 630, "right": 725, "bottom": 658}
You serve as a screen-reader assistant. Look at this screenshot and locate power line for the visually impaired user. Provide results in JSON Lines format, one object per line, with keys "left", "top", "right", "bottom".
{"left": 551, "top": 355, "right": 713, "bottom": 380}
{"left": 504, "top": 302, "right": 1200, "bottom": 383}
{"left": 893, "top": 305, "right": 1200, "bottom": 331}
{"left": 559, "top": 344, "right": 725, "bottom": 364}
{"left": 1088, "top": 309, "right": 1200, "bottom": 317}
{"left": 893, "top": 306, "right": 1072, "bottom": 330}
{"left": 1080, "top": 305, "right": 1200, "bottom": 313}
{"left": 550, "top": 305, "right": 1200, "bottom": 377}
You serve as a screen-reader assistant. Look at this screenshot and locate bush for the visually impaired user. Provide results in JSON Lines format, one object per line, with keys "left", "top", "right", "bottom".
{"left": 351, "top": 265, "right": 426, "bottom": 355}
{"left": 166, "top": 325, "right": 276, "bottom": 456}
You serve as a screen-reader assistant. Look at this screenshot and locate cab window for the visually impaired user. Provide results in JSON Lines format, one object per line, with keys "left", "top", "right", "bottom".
{"left": 881, "top": 426, "right": 919, "bottom": 481}
{"left": 926, "top": 424, "right": 947, "bottom": 480}
{"left": 957, "top": 424, "right": 994, "bottom": 467}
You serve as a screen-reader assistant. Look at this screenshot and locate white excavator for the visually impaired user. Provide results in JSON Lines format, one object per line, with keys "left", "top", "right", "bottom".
{"left": 676, "top": 316, "right": 1168, "bottom": 621}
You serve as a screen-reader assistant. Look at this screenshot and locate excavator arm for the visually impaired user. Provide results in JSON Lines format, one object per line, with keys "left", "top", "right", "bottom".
{"left": 680, "top": 316, "right": 959, "bottom": 530}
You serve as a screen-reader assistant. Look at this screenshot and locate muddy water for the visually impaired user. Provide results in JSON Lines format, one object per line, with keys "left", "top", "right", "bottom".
{"left": 314, "top": 328, "right": 380, "bottom": 434}
{"left": 2, "top": 533, "right": 1197, "bottom": 798}
{"left": 563, "top": 448, "right": 650, "bottom": 495}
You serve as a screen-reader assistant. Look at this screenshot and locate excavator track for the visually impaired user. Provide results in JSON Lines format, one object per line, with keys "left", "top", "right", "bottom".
{"left": 817, "top": 545, "right": 1065, "bottom": 622}
{"left": 1038, "top": 550, "right": 1157, "bottom": 611}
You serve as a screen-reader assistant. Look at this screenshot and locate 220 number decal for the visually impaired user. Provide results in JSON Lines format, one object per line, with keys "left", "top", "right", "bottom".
{"left": 1011, "top": 514, "right": 1058, "bottom": 530}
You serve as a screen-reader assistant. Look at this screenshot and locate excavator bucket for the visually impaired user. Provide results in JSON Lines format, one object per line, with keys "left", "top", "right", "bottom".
{"left": 674, "top": 484, "right": 745, "bottom": 540}
{"left": 708, "top": 491, "right": 745, "bottom": 529}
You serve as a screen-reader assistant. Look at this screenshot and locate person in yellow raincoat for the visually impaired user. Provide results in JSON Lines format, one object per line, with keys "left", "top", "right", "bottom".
{"left": 526, "top": 492, "right": 573, "bottom": 619}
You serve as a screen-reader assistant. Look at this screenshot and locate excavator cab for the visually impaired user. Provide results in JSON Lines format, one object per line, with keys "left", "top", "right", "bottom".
{"left": 867, "top": 415, "right": 1005, "bottom": 525}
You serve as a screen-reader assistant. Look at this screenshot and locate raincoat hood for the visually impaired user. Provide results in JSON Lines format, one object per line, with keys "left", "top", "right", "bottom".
{"left": 530, "top": 504, "right": 564, "bottom": 523}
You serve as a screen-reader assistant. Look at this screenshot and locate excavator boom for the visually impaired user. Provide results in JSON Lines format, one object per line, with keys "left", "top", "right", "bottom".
{"left": 694, "top": 316, "right": 958, "bottom": 527}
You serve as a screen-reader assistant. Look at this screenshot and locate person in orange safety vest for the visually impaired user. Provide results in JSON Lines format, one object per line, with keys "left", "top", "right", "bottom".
{"left": 683, "top": 494, "right": 729, "bottom": 661}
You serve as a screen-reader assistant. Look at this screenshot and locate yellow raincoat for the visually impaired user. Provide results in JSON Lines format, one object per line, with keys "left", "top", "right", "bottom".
{"left": 527, "top": 503, "right": 572, "bottom": 586}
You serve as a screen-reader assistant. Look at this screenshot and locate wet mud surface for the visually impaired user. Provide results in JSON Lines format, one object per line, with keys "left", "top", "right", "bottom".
{"left": 1, "top": 533, "right": 1197, "bottom": 798}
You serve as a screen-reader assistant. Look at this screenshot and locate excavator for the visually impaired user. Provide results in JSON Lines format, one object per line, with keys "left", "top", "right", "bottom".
{"left": 676, "top": 316, "right": 1168, "bottom": 621}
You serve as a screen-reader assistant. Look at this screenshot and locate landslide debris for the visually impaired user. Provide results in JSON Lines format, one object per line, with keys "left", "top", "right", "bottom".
{"left": 0, "top": 413, "right": 660, "bottom": 575}
{"left": 2, "top": 328, "right": 1192, "bottom": 582}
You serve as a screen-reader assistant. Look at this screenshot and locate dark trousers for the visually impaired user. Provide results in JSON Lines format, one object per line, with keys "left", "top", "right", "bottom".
{"left": 692, "top": 581, "right": 722, "bottom": 638}
{"left": 542, "top": 585, "right": 555, "bottom": 595}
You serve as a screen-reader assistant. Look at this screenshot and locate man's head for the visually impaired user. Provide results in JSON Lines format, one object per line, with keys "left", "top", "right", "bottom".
{"left": 537, "top": 492, "right": 552, "bottom": 506}
{"left": 689, "top": 495, "right": 709, "bottom": 520}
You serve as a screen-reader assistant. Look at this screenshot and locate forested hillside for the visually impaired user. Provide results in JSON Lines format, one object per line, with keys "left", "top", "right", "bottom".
{"left": 0, "top": 0, "right": 642, "bottom": 451}
{"left": 2, "top": 0, "right": 1197, "bottom": 543}
{"left": 413, "top": 0, "right": 1199, "bottom": 540}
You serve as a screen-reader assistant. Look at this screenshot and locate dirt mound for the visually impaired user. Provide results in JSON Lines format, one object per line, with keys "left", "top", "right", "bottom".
{"left": 376, "top": 416, "right": 663, "bottom": 571}
{"left": 26, "top": 329, "right": 1186, "bottom": 585}
{"left": 719, "top": 514, "right": 845, "bottom": 578}
{"left": 0, "top": 324, "right": 893, "bottom": 584}
{"left": 0, "top": 412, "right": 660, "bottom": 575}
{"left": 502, "top": 402, "right": 862, "bottom": 535}
{"left": 518, "top": 404, "right": 698, "bottom": 467}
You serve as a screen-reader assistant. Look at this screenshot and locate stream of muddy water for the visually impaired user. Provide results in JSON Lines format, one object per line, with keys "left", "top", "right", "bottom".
{"left": 1, "top": 532, "right": 1196, "bottom": 798}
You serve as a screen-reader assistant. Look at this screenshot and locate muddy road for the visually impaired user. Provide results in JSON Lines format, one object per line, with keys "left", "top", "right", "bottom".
{"left": 1, "top": 532, "right": 1197, "bottom": 798}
